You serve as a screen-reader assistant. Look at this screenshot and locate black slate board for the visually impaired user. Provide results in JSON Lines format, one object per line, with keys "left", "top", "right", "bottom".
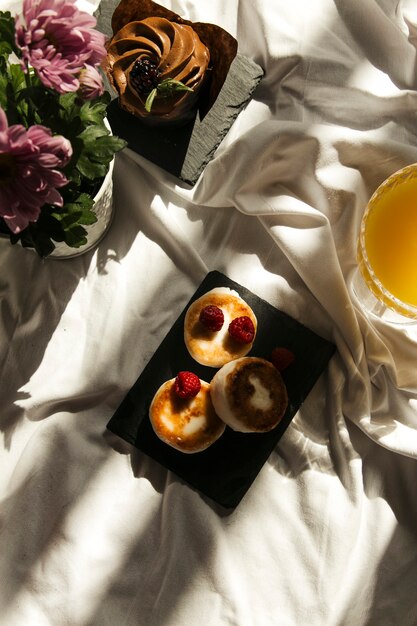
{"left": 107, "top": 271, "right": 336, "bottom": 508}
{"left": 94, "top": 0, "right": 264, "bottom": 185}
{"left": 105, "top": 53, "right": 263, "bottom": 185}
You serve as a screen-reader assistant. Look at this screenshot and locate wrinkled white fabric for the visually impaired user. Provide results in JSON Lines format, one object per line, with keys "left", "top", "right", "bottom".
{"left": 1, "top": 1, "right": 417, "bottom": 625}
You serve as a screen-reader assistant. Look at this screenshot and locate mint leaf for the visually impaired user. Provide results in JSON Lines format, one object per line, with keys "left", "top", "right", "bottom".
{"left": 157, "top": 78, "right": 193, "bottom": 96}
{"left": 144, "top": 79, "right": 193, "bottom": 112}
{"left": 145, "top": 88, "right": 157, "bottom": 113}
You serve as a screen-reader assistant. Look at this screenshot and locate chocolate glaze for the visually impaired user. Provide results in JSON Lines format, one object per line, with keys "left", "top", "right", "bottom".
{"left": 105, "top": 17, "right": 210, "bottom": 124}
{"left": 109, "top": 0, "right": 238, "bottom": 120}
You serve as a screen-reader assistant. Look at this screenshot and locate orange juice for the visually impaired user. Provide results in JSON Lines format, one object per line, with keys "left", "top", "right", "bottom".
{"left": 358, "top": 164, "right": 417, "bottom": 318}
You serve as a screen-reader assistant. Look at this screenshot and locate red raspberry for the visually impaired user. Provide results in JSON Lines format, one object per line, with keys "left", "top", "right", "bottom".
{"left": 174, "top": 371, "right": 201, "bottom": 399}
{"left": 228, "top": 316, "right": 255, "bottom": 344}
{"left": 270, "top": 347, "right": 295, "bottom": 372}
{"left": 199, "top": 305, "right": 224, "bottom": 331}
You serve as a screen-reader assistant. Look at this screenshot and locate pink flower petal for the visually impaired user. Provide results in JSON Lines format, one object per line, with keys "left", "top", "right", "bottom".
{"left": 16, "top": 0, "right": 106, "bottom": 94}
{"left": 0, "top": 107, "right": 72, "bottom": 234}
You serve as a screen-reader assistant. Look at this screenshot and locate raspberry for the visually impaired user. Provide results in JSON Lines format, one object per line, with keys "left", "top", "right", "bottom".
{"left": 228, "top": 316, "right": 255, "bottom": 344}
{"left": 130, "top": 58, "right": 160, "bottom": 95}
{"left": 270, "top": 347, "right": 295, "bottom": 372}
{"left": 174, "top": 371, "right": 201, "bottom": 399}
{"left": 199, "top": 305, "right": 224, "bottom": 331}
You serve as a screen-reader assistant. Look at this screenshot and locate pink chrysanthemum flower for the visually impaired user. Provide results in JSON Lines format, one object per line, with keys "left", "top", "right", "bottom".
{"left": 15, "top": 0, "right": 107, "bottom": 94}
{"left": 78, "top": 65, "right": 104, "bottom": 100}
{"left": 0, "top": 107, "right": 72, "bottom": 234}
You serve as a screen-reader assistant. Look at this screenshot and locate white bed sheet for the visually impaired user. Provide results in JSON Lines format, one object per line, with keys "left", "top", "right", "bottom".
{"left": 1, "top": 0, "right": 417, "bottom": 624}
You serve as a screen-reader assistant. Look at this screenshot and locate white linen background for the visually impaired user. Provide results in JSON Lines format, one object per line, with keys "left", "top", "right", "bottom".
{"left": 1, "top": 0, "right": 417, "bottom": 624}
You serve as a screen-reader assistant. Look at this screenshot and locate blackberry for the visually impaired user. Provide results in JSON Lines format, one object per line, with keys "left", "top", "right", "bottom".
{"left": 130, "top": 58, "right": 160, "bottom": 95}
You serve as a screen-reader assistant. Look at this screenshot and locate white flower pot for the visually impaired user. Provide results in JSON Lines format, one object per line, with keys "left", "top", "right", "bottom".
{"left": 49, "top": 156, "right": 115, "bottom": 259}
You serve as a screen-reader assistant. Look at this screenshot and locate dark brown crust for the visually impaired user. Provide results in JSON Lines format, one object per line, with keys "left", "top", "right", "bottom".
{"left": 108, "top": 0, "right": 238, "bottom": 119}
{"left": 227, "top": 358, "right": 288, "bottom": 432}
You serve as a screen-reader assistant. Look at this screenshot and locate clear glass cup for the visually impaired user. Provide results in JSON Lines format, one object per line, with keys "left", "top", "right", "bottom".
{"left": 351, "top": 163, "right": 417, "bottom": 324}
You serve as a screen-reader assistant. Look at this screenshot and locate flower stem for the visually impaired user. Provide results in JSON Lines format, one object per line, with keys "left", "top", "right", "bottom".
{"left": 23, "top": 63, "right": 35, "bottom": 126}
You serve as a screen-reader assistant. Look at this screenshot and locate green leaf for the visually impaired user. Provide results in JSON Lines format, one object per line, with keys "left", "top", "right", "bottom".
{"left": 1, "top": 64, "right": 33, "bottom": 125}
{"left": 59, "top": 92, "right": 78, "bottom": 112}
{"left": 77, "top": 209, "right": 98, "bottom": 226}
{"left": 92, "top": 136, "right": 125, "bottom": 160}
{"left": 0, "top": 12, "right": 19, "bottom": 57}
{"left": 31, "top": 235, "right": 56, "bottom": 258}
{"left": 79, "top": 99, "right": 108, "bottom": 125}
{"left": 3, "top": 80, "right": 28, "bottom": 125}
{"left": 64, "top": 225, "right": 88, "bottom": 247}
{"left": 55, "top": 212, "right": 83, "bottom": 228}
{"left": 58, "top": 92, "right": 83, "bottom": 125}
{"left": 157, "top": 78, "right": 193, "bottom": 96}
{"left": 82, "top": 93, "right": 110, "bottom": 121}
{"left": 100, "top": 135, "right": 126, "bottom": 153}
{"left": 145, "top": 78, "right": 193, "bottom": 112}
{"left": 75, "top": 125, "right": 125, "bottom": 179}
{"left": 0, "top": 73, "right": 8, "bottom": 109}
{"left": 145, "top": 88, "right": 157, "bottom": 113}
{"left": 73, "top": 193, "right": 95, "bottom": 210}
{"left": 79, "top": 124, "right": 108, "bottom": 142}
{"left": 52, "top": 203, "right": 97, "bottom": 227}
{"left": 0, "top": 41, "right": 13, "bottom": 57}
{"left": 68, "top": 169, "right": 82, "bottom": 187}
{"left": 76, "top": 156, "right": 108, "bottom": 180}
{"left": 8, "top": 64, "right": 26, "bottom": 98}
{"left": 37, "top": 212, "right": 66, "bottom": 241}
{"left": 21, "top": 223, "right": 58, "bottom": 257}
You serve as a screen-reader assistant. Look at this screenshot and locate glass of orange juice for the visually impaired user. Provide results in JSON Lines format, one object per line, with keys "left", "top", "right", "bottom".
{"left": 352, "top": 163, "right": 417, "bottom": 324}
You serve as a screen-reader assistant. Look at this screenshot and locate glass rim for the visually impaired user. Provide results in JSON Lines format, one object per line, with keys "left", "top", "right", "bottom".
{"left": 358, "top": 162, "right": 417, "bottom": 319}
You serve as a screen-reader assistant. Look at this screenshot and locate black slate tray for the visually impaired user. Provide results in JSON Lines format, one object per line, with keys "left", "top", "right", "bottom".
{"left": 105, "top": 52, "right": 263, "bottom": 186}
{"left": 107, "top": 271, "right": 336, "bottom": 508}
{"left": 95, "top": 0, "right": 264, "bottom": 186}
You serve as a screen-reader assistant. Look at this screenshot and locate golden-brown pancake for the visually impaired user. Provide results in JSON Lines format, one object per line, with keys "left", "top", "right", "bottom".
{"left": 184, "top": 287, "right": 257, "bottom": 367}
{"left": 210, "top": 357, "right": 288, "bottom": 433}
{"left": 149, "top": 378, "right": 225, "bottom": 453}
